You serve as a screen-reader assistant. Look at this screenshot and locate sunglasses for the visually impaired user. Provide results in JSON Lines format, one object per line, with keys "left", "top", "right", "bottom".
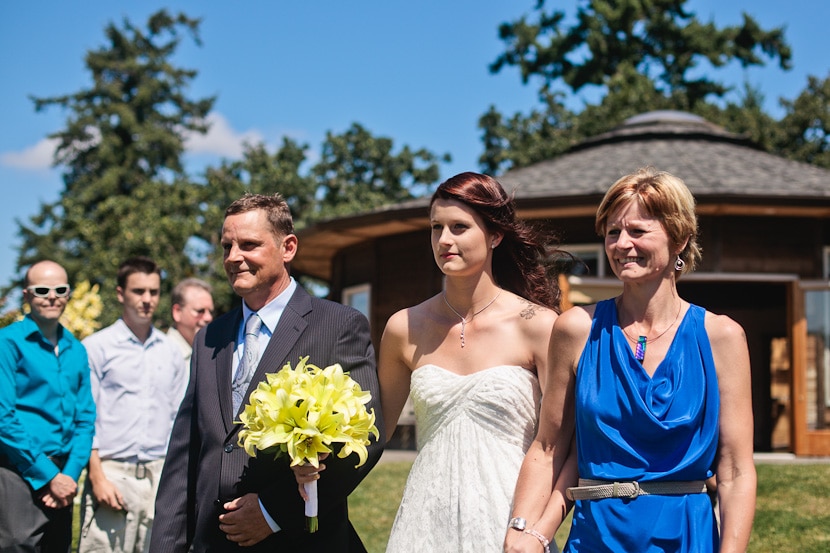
{"left": 27, "top": 285, "right": 71, "bottom": 298}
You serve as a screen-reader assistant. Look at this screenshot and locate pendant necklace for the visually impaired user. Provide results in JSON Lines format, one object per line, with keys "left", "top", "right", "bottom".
{"left": 619, "top": 300, "right": 682, "bottom": 362}
{"left": 443, "top": 290, "right": 501, "bottom": 348}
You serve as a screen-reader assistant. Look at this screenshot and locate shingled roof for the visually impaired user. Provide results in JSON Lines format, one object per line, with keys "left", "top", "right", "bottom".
{"left": 293, "top": 110, "right": 830, "bottom": 280}
{"left": 500, "top": 110, "right": 830, "bottom": 202}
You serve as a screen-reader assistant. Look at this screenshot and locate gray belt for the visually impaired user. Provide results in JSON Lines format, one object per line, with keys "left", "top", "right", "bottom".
{"left": 567, "top": 478, "right": 707, "bottom": 501}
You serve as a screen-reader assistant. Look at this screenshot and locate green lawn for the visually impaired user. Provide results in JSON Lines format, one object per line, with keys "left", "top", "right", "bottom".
{"left": 72, "top": 461, "right": 830, "bottom": 552}
{"left": 350, "top": 461, "right": 830, "bottom": 553}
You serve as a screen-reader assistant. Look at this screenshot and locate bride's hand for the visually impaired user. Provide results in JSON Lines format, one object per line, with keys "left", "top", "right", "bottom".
{"left": 291, "top": 453, "right": 329, "bottom": 500}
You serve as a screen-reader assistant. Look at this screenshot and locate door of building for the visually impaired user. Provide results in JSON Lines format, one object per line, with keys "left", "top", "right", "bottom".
{"left": 792, "top": 281, "right": 830, "bottom": 455}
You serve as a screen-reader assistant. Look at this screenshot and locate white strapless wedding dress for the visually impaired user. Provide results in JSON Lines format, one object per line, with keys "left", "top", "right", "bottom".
{"left": 385, "top": 364, "right": 541, "bottom": 553}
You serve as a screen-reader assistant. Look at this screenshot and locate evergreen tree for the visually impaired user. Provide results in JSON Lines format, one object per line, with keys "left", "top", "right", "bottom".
{"left": 481, "top": 0, "right": 803, "bottom": 172}
{"left": 16, "top": 10, "right": 214, "bottom": 325}
{"left": 311, "top": 123, "right": 450, "bottom": 220}
{"left": 775, "top": 74, "right": 830, "bottom": 167}
{"left": 491, "top": 0, "right": 790, "bottom": 105}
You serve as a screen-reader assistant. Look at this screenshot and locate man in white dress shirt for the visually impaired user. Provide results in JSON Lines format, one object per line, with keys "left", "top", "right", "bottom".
{"left": 78, "top": 256, "right": 188, "bottom": 553}
{"left": 167, "top": 277, "right": 214, "bottom": 361}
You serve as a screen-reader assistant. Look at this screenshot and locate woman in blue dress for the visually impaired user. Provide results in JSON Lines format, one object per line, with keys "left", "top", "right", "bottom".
{"left": 505, "top": 167, "right": 756, "bottom": 553}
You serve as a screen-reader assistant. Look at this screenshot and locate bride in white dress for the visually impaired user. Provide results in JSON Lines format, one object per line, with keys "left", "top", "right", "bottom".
{"left": 379, "top": 172, "right": 567, "bottom": 552}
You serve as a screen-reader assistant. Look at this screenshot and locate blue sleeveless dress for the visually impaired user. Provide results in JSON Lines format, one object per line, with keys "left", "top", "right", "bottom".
{"left": 564, "top": 299, "right": 720, "bottom": 552}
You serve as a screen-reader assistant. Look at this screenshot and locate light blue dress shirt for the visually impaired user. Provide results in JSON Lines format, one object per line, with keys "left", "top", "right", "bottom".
{"left": 83, "top": 319, "right": 188, "bottom": 462}
{"left": 233, "top": 278, "right": 297, "bottom": 379}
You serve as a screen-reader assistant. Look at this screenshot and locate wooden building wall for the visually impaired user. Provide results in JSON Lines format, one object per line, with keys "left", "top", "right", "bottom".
{"left": 325, "top": 209, "right": 830, "bottom": 453}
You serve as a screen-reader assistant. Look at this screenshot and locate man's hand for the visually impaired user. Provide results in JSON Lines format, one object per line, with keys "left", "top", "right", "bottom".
{"left": 38, "top": 473, "right": 77, "bottom": 509}
{"left": 291, "top": 453, "right": 328, "bottom": 501}
{"left": 219, "top": 493, "right": 274, "bottom": 547}
{"left": 90, "top": 476, "right": 127, "bottom": 511}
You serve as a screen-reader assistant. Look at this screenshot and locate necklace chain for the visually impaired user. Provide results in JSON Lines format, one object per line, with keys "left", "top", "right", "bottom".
{"left": 619, "top": 300, "right": 683, "bottom": 361}
{"left": 443, "top": 291, "right": 501, "bottom": 348}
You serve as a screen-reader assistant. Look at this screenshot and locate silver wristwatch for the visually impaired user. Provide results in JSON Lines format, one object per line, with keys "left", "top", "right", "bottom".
{"left": 508, "top": 517, "right": 527, "bottom": 531}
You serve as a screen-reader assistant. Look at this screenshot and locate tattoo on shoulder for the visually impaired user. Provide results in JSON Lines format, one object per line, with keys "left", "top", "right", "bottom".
{"left": 519, "top": 299, "right": 545, "bottom": 320}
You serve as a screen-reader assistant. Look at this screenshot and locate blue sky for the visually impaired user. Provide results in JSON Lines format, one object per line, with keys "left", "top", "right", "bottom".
{"left": 1, "top": 0, "right": 828, "bottom": 299}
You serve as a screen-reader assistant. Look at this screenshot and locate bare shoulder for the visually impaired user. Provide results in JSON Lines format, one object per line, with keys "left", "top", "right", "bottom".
{"left": 545, "top": 305, "right": 596, "bottom": 376}
{"left": 510, "top": 293, "right": 558, "bottom": 329}
{"left": 703, "top": 310, "right": 747, "bottom": 349}
{"left": 512, "top": 293, "right": 556, "bottom": 322}
{"left": 382, "top": 307, "right": 410, "bottom": 338}
{"left": 381, "top": 296, "right": 436, "bottom": 342}
{"left": 555, "top": 305, "right": 595, "bottom": 339}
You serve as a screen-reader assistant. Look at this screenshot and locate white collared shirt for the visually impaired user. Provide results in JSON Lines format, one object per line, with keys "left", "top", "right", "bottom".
{"left": 84, "top": 319, "right": 189, "bottom": 461}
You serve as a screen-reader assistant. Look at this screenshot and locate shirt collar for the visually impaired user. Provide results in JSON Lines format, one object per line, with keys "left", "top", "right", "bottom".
{"left": 22, "top": 313, "right": 73, "bottom": 345}
{"left": 113, "top": 318, "right": 163, "bottom": 345}
{"left": 241, "top": 277, "right": 297, "bottom": 334}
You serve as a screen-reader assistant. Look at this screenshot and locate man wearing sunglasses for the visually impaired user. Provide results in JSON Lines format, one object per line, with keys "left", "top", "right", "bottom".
{"left": 0, "top": 260, "right": 96, "bottom": 552}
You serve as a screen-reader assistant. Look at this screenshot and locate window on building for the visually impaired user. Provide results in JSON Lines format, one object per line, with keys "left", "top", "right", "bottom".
{"left": 805, "top": 285, "right": 830, "bottom": 420}
{"left": 565, "top": 243, "right": 605, "bottom": 278}
{"left": 342, "top": 283, "right": 371, "bottom": 321}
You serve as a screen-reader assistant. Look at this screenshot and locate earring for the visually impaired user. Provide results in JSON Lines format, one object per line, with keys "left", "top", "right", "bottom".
{"left": 674, "top": 256, "right": 685, "bottom": 271}
{"left": 491, "top": 243, "right": 497, "bottom": 249}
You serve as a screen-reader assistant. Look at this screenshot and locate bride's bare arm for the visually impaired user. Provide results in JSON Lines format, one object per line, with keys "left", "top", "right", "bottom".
{"left": 504, "top": 307, "right": 590, "bottom": 552}
{"left": 378, "top": 309, "right": 414, "bottom": 442}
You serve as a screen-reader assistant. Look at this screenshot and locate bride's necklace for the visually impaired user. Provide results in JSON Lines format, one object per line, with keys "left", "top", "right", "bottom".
{"left": 443, "top": 290, "right": 501, "bottom": 348}
{"left": 619, "top": 300, "right": 682, "bottom": 362}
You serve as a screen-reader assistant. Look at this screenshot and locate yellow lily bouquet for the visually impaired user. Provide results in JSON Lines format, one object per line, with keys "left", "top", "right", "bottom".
{"left": 237, "top": 356, "right": 379, "bottom": 532}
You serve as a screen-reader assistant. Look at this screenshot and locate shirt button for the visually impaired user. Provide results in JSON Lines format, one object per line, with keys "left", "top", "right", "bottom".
{"left": 224, "top": 444, "right": 233, "bottom": 453}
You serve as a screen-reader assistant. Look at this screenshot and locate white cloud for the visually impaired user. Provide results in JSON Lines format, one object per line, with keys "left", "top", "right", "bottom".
{"left": 2, "top": 113, "right": 266, "bottom": 173}
{"left": 0, "top": 138, "right": 59, "bottom": 171}
{"left": 185, "top": 112, "right": 264, "bottom": 159}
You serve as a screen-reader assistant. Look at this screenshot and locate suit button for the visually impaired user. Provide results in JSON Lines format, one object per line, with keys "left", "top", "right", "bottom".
{"left": 224, "top": 444, "right": 233, "bottom": 453}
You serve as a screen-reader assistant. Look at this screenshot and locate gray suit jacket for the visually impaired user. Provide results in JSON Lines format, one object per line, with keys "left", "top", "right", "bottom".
{"left": 151, "top": 285, "right": 384, "bottom": 552}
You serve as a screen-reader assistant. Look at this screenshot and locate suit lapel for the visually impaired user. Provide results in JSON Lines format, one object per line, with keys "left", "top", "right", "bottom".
{"left": 219, "top": 309, "right": 243, "bottom": 433}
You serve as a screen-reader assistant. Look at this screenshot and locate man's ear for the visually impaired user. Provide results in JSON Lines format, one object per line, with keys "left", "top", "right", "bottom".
{"left": 282, "top": 234, "right": 299, "bottom": 263}
{"left": 171, "top": 303, "right": 184, "bottom": 324}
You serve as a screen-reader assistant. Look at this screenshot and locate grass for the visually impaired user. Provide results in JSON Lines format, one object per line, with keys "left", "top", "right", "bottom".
{"left": 749, "top": 464, "right": 830, "bottom": 552}
{"left": 72, "top": 461, "right": 830, "bottom": 552}
{"left": 350, "top": 460, "right": 830, "bottom": 553}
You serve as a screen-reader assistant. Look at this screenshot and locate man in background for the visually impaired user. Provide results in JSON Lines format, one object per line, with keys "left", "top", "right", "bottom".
{"left": 0, "top": 260, "right": 96, "bottom": 552}
{"left": 167, "top": 277, "right": 214, "bottom": 361}
{"left": 78, "top": 256, "right": 188, "bottom": 553}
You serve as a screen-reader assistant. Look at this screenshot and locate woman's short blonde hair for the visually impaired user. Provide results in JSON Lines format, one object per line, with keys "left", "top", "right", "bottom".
{"left": 595, "top": 166, "right": 701, "bottom": 275}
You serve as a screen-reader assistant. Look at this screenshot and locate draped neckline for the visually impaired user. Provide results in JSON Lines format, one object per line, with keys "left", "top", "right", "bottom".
{"left": 612, "top": 301, "right": 692, "bottom": 380}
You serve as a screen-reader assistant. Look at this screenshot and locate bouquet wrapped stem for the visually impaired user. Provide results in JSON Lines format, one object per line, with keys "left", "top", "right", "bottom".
{"left": 238, "top": 356, "right": 379, "bottom": 534}
{"left": 303, "top": 480, "right": 318, "bottom": 532}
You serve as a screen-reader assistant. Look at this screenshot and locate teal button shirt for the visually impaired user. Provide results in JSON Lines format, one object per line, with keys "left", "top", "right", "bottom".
{"left": 0, "top": 315, "right": 96, "bottom": 490}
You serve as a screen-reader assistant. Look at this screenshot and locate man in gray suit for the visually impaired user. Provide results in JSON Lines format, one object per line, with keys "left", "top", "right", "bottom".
{"left": 150, "top": 193, "right": 384, "bottom": 552}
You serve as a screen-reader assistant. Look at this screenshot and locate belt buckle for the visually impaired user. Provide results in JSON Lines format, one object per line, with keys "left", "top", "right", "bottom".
{"left": 135, "top": 463, "right": 148, "bottom": 480}
{"left": 612, "top": 481, "right": 640, "bottom": 499}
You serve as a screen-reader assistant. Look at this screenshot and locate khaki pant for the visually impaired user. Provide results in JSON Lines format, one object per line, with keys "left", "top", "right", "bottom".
{"left": 78, "top": 459, "right": 165, "bottom": 553}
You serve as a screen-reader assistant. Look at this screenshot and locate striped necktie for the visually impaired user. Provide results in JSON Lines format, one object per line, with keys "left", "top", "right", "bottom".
{"left": 232, "top": 313, "right": 262, "bottom": 413}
